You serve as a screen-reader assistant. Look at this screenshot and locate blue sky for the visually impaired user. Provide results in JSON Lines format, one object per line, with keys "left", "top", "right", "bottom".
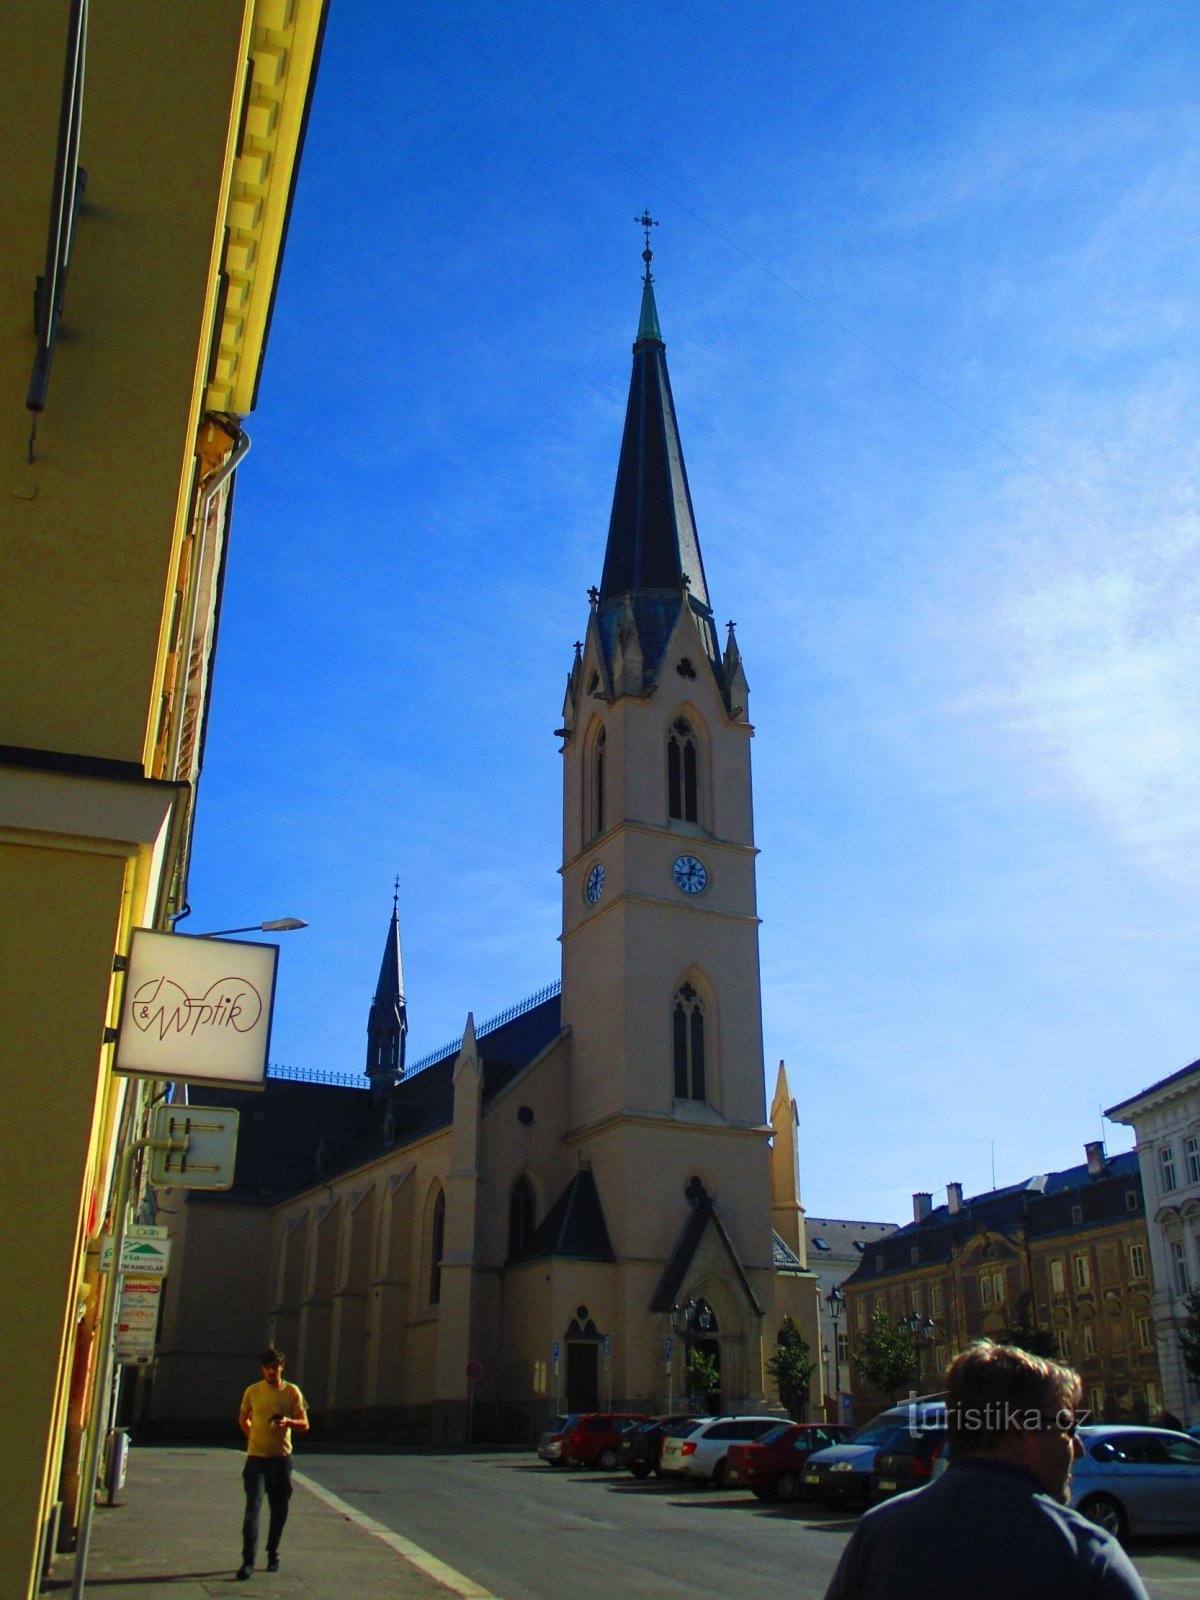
{"left": 188, "top": 0, "right": 1200, "bottom": 1223}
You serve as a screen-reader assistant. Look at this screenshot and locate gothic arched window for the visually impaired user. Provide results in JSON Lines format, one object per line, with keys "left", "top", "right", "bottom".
{"left": 508, "top": 1175, "right": 536, "bottom": 1259}
{"left": 667, "top": 717, "right": 699, "bottom": 823}
{"left": 429, "top": 1188, "right": 445, "bottom": 1305}
{"left": 673, "top": 982, "right": 706, "bottom": 1101}
{"left": 593, "top": 726, "right": 606, "bottom": 837}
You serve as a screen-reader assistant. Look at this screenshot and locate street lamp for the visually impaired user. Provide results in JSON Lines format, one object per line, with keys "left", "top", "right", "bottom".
{"left": 671, "top": 1296, "right": 714, "bottom": 1404}
{"left": 826, "top": 1284, "right": 845, "bottom": 1418}
{"left": 899, "top": 1311, "right": 937, "bottom": 1388}
{"left": 189, "top": 917, "right": 308, "bottom": 937}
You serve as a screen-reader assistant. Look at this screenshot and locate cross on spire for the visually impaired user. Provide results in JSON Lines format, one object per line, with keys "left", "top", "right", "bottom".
{"left": 635, "top": 209, "right": 659, "bottom": 280}
{"left": 392, "top": 875, "right": 400, "bottom": 913}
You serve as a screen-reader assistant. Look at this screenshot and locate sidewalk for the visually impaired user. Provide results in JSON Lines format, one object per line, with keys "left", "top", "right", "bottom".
{"left": 48, "top": 1444, "right": 473, "bottom": 1598}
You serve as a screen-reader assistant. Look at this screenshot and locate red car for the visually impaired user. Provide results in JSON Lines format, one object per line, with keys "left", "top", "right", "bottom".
{"left": 727, "top": 1422, "right": 855, "bottom": 1502}
{"left": 561, "top": 1412, "right": 651, "bottom": 1469}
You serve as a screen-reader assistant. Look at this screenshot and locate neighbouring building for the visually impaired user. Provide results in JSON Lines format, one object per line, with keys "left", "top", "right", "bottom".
{"left": 147, "top": 251, "right": 822, "bottom": 1441}
{"left": 842, "top": 1147, "right": 1160, "bottom": 1422}
{"left": 1107, "top": 1059, "right": 1200, "bottom": 1425}
{"left": 0, "top": 6, "right": 327, "bottom": 1594}
{"left": 805, "top": 1217, "right": 898, "bottom": 1422}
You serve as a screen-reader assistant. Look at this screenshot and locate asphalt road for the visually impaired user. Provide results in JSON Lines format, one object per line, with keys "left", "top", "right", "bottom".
{"left": 298, "top": 1452, "right": 1200, "bottom": 1600}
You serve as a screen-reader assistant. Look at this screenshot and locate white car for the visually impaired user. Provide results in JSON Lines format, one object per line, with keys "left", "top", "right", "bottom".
{"left": 659, "top": 1415, "right": 783, "bottom": 1487}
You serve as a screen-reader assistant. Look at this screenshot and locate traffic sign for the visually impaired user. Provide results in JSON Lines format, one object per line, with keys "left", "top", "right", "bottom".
{"left": 115, "top": 1276, "right": 161, "bottom": 1365}
{"left": 465, "top": 1360, "right": 484, "bottom": 1382}
{"left": 148, "top": 1104, "right": 240, "bottom": 1190}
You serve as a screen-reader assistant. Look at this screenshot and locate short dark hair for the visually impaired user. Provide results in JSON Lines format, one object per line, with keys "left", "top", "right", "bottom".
{"left": 946, "top": 1341, "right": 1081, "bottom": 1459}
{"left": 260, "top": 1346, "right": 285, "bottom": 1368}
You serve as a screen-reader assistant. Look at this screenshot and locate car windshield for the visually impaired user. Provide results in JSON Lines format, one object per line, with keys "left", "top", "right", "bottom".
{"left": 848, "top": 1423, "right": 908, "bottom": 1448}
{"left": 755, "top": 1424, "right": 791, "bottom": 1446}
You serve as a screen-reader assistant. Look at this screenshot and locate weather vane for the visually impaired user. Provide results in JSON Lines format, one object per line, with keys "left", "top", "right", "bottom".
{"left": 635, "top": 209, "right": 659, "bottom": 279}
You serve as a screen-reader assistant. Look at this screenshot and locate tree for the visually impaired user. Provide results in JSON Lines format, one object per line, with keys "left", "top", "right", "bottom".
{"left": 1180, "top": 1289, "right": 1200, "bottom": 1386}
{"left": 852, "top": 1305, "right": 917, "bottom": 1401}
{"left": 766, "top": 1316, "right": 817, "bottom": 1420}
{"left": 685, "top": 1346, "right": 720, "bottom": 1407}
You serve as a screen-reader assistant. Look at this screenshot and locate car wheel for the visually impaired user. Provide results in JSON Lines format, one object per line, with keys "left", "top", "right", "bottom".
{"left": 563, "top": 1456, "right": 580, "bottom": 1469}
{"left": 751, "top": 1487, "right": 773, "bottom": 1501}
{"left": 630, "top": 1461, "right": 652, "bottom": 1479}
{"left": 597, "top": 1447, "right": 619, "bottom": 1470}
{"left": 711, "top": 1458, "right": 729, "bottom": 1490}
{"left": 1079, "top": 1494, "right": 1128, "bottom": 1544}
{"left": 775, "top": 1471, "right": 802, "bottom": 1504}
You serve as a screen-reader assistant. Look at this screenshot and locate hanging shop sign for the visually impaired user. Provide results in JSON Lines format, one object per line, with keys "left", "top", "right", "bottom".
{"left": 114, "top": 928, "right": 278, "bottom": 1089}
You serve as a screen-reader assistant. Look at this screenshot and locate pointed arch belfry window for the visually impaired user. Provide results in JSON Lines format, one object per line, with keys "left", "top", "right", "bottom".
{"left": 594, "top": 726, "right": 606, "bottom": 837}
{"left": 673, "top": 982, "right": 706, "bottom": 1101}
{"left": 668, "top": 717, "right": 699, "bottom": 822}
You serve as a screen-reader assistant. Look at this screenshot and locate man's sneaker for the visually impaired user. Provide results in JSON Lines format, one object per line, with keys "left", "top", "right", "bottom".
{"left": 236, "top": 1563, "right": 253, "bottom": 1580}
{"left": 267, "top": 1553, "right": 280, "bottom": 1573}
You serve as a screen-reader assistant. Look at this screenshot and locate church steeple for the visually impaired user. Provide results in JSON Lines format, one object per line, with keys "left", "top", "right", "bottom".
{"left": 366, "top": 881, "right": 408, "bottom": 1096}
{"left": 596, "top": 218, "right": 717, "bottom": 689}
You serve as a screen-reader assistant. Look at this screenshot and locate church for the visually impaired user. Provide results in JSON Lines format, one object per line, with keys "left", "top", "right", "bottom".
{"left": 148, "top": 242, "right": 820, "bottom": 1441}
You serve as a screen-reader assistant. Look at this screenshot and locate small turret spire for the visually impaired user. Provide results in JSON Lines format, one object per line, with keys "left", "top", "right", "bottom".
{"left": 366, "top": 882, "right": 408, "bottom": 1095}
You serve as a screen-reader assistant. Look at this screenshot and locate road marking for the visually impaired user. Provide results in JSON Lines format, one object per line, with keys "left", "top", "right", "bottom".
{"left": 293, "top": 1471, "right": 502, "bottom": 1599}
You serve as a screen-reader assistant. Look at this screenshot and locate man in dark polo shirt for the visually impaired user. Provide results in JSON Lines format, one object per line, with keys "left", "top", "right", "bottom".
{"left": 824, "top": 1341, "right": 1148, "bottom": 1600}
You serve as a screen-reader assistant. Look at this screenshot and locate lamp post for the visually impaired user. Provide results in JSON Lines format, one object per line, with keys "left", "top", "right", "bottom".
{"left": 189, "top": 917, "right": 308, "bottom": 937}
{"left": 671, "top": 1296, "right": 714, "bottom": 1406}
{"left": 826, "top": 1284, "right": 845, "bottom": 1419}
{"left": 899, "top": 1311, "right": 937, "bottom": 1388}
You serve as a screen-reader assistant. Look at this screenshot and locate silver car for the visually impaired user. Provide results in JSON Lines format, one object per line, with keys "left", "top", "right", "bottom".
{"left": 1070, "top": 1425, "right": 1200, "bottom": 1541}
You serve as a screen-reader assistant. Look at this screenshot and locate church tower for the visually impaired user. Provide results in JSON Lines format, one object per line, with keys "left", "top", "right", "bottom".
{"left": 558, "top": 226, "right": 771, "bottom": 1285}
{"left": 366, "top": 883, "right": 407, "bottom": 1095}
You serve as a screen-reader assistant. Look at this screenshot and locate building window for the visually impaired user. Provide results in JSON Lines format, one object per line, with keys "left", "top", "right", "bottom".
{"left": 1050, "top": 1258, "right": 1066, "bottom": 1294}
{"left": 1074, "top": 1255, "right": 1091, "bottom": 1292}
{"left": 1057, "top": 1329, "right": 1071, "bottom": 1361}
{"left": 508, "top": 1176, "right": 536, "bottom": 1259}
{"left": 1129, "top": 1243, "right": 1147, "bottom": 1280}
{"left": 1186, "top": 1134, "right": 1200, "bottom": 1186}
{"left": 1170, "top": 1239, "right": 1189, "bottom": 1295}
{"left": 992, "top": 1271, "right": 1006, "bottom": 1305}
{"left": 1125, "top": 1190, "right": 1139, "bottom": 1213}
{"left": 672, "top": 982, "right": 706, "bottom": 1101}
{"left": 930, "top": 1284, "right": 943, "bottom": 1314}
{"left": 1137, "top": 1316, "right": 1154, "bottom": 1350}
{"left": 837, "top": 1331, "right": 849, "bottom": 1364}
{"left": 1071, "top": 1204, "right": 1083, "bottom": 1225}
{"left": 910, "top": 1288, "right": 922, "bottom": 1314}
{"left": 1083, "top": 1323, "right": 1097, "bottom": 1356}
{"left": 667, "top": 717, "right": 699, "bottom": 822}
{"left": 1160, "top": 1143, "right": 1178, "bottom": 1194}
{"left": 429, "top": 1189, "right": 446, "bottom": 1306}
{"left": 1145, "top": 1381, "right": 1160, "bottom": 1414}
{"left": 910, "top": 1246, "right": 919, "bottom": 1265}
{"left": 592, "top": 727, "right": 606, "bottom": 837}
{"left": 1091, "top": 1384, "right": 1106, "bottom": 1415}
{"left": 875, "top": 1254, "right": 884, "bottom": 1272}
{"left": 980, "top": 1274, "right": 993, "bottom": 1307}
{"left": 813, "top": 1237, "right": 831, "bottom": 1252}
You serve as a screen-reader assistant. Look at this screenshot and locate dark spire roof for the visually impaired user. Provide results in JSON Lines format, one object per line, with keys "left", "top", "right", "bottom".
{"left": 599, "top": 264, "right": 710, "bottom": 611}
{"left": 366, "top": 881, "right": 407, "bottom": 1093}
{"left": 511, "top": 1166, "right": 615, "bottom": 1264}
{"left": 595, "top": 243, "right": 720, "bottom": 688}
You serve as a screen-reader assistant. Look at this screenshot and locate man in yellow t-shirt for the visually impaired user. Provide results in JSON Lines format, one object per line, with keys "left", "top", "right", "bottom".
{"left": 236, "top": 1346, "right": 309, "bottom": 1580}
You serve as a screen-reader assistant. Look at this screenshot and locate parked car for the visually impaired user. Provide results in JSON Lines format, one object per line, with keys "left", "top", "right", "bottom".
{"left": 536, "top": 1414, "right": 580, "bottom": 1465}
{"left": 618, "top": 1415, "right": 700, "bottom": 1478}
{"left": 869, "top": 1423, "right": 947, "bottom": 1503}
{"left": 560, "top": 1412, "right": 651, "bottom": 1469}
{"left": 659, "top": 1415, "right": 783, "bottom": 1487}
{"left": 726, "top": 1422, "right": 855, "bottom": 1501}
{"left": 1070, "top": 1425, "right": 1200, "bottom": 1542}
{"left": 805, "top": 1401, "right": 946, "bottom": 1509}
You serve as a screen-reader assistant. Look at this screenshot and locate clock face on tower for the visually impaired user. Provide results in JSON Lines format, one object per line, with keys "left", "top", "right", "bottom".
{"left": 671, "top": 854, "right": 708, "bottom": 896}
{"left": 585, "top": 862, "right": 606, "bottom": 904}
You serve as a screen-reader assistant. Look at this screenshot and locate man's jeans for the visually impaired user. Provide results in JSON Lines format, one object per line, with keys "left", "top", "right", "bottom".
{"left": 242, "top": 1456, "right": 293, "bottom": 1564}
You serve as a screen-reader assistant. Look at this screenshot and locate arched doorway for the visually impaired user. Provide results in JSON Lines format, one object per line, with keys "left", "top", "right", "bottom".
{"left": 565, "top": 1307, "right": 601, "bottom": 1412}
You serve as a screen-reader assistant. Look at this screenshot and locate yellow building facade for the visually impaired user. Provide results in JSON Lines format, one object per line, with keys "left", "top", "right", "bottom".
{"left": 0, "top": 4, "right": 326, "bottom": 1593}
